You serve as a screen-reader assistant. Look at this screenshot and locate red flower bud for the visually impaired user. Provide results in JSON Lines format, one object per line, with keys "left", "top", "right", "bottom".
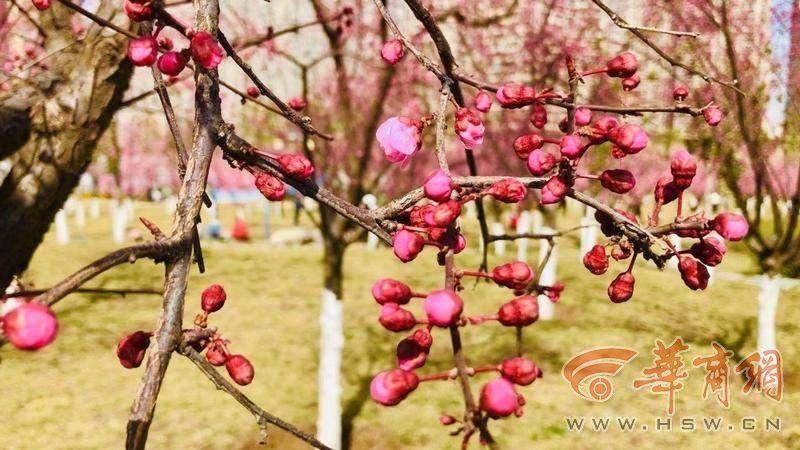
{"left": 123, "top": 0, "right": 153, "bottom": 21}
{"left": 205, "top": 340, "right": 228, "bottom": 366}
{"left": 380, "top": 39, "right": 405, "bottom": 65}
{"left": 560, "top": 134, "right": 587, "bottom": 159}
{"left": 288, "top": 97, "right": 307, "bottom": 111}
{"left": 688, "top": 236, "right": 727, "bottom": 267}
{"left": 225, "top": 354, "right": 255, "bottom": 386}
{"left": 480, "top": 378, "right": 520, "bottom": 418}
{"left": 713, "top": 213, "right": 748, "bottom": 241}
{"left": 599, "top": 169, "right": 636, "bottom": 194}
{"left": 379, "top": 303, "right": 417, "bottom": 332}
{"left": 513, "top": 134, "right": 544, "bottom": 160}
{"left": 254, "top": 173, "right": 286, "bottom": 201}
{"left": 490, "top": 261, "right": 534, "bottom": 290}
{"left": 423, "top": 290, "right": 464, "bottom": 327}
{"left": 423, "top": 200, "right": 461, "bottom": 228}
{"left": 497, "top": 295, "right": 539, "bottom": 326}
{"left": 157, "top": 51, "right": 188, "bottom": 76}
{"left": 190, "top": 31, "right": 224, "bottom": 70}
{"left": 500, "top": 356, "right": 541, "bottom": 385}
{"left": 127, "top": 36, "right": 158, "bottom": 67}
{"left": 583, "top": 244, "right": 609, "bottom": 275}
{"left": 246, "top": 86, "right": 260, "bottom": 98}
{"left": 678, "top": 257, "right": 710, "bottom": 290}
{"left": 527, "top": 149, "right": 556, "bottom": 176}
{"left": 455, "top": 107, "right": 485, "bottom": 148}
{"left": 622, "top": 73, "right": 640, "bottom": 91}
{"left": 574, "top": 107, "right": 592, "bottom": 126}
{"left": 608, "top": 272, "right": 635, "bottom": 303}
{"left": 392, "top": 229, "right": 425, "bottom": 262}
{"left": 670, "top": 150, "right": 697, "bottom": 190}
{"left": 474, "top": 91, "right": 492, "bottom": 112}
{"left": 606, "top": 52, "right": 638, "bottom": 78}
{"left": 116, "top": 331, "right": 152, "bottom": 368}
{"left": 673, "top": 84, "right": 689, "bottom": 101}
{"left": 201, "top": 284, "right": 227, "bottom": 313}
{"left": 540, "top": 176, "right": 567, "bottom": 205}
{"left": 440, "top": 415, "right": 457, "bottom": 425}
{"left": 370, "top": 369, "right": 419, "bottom": 406}
{"left": 530, "top": 104, "right": 548, "bottom": 128}
{"left": 496, "top": 82, "right": 537, "bottom": 109}
{"left": 371, "top": 279, "right": 413, "bottom": 305}
{"left": 608, "top": 124, "right": 648, "bottom": 154}
{"left": 587, "top": 116, "right": 620, "bottom": 144}
{"left": 610, "top": 241, "right": 634, "bottom": 260}
{"left": 396, "top": 334, "right": 429, "bottom": 371}
{"left": 1, "top": 301, "right": 58, "bottom": 351}
{"left": 703, "top": 104, "right": 723, "bottom": 126}
{"left": 654, "top": 175, "right": 680, "bottom": 205}
{"left": 488, "top": 179, "right": 527, "bottom": 203}
{"left": 32, "top": 0, "right": 50, "bottom": 10}
{"left": 423, "top": 169, "right": 453, "bottom": 202}
{"left": 277, "top": 153, "right": 314, "bottom": 179}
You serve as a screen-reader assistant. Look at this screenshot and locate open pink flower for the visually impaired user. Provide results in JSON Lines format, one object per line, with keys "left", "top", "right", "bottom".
{"left": 190, "top": 31, "right": 223, "bottom": 70}
{"left": 455, "top": 108, "right": 485, "bottom": 148}
{"left": 423, "top": 289, "right": 463, "bottom": 327}
{"left": 127, "top": 36, "right": 158, "bottom": 67}
{"left": 1, "top": 301, "right": 58, "bottom": 351}
{"left": 380, "top": 39, "right": 405, "bottom": 65}
{"left": 423, "top": 169, "right": 453, "bottom": 202}
{"left": 376, "top": 117, "right": 423, "bottom": 163}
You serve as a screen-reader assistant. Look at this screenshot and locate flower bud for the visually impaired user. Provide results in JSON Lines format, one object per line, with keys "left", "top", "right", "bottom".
{"left": 487, "top": 179, "right": 527, "bottom": 203}
{"left": 713, "top": 213, "right": 748, "bottom": 241}
{"left": 490, "top": 261, "right": 533, "bottom": 290}
{"left": 496, "top": 82, "right": 537, "bottom": 109}
{"left": 157, "top": 51, "right": 187, "bottom": 76}
{"left": 530, "top": 104, "right": 548, "bottom": 129}
{"left": 288, "top": 97, "right": 307, "bottom": 111}
{"left": 654, "top": 175, "right": 680, "bottom": 205}
{"left": 688, "top": 236, "right": 726, "bottom": 267}
{"left": 254, "top": 173, "right": 286, "bottom": 201}
{"left": 127, "top": 36, "right": 158, "bottom": 67}
{"left": 423, "top": 169, "right": 453, "bottom": 202}
{"left": 513, "top": 134, "right": 544, "bottom": 160}
{"left": 582, "top": 244, "right": 609, "bottom": 275}
{"left": 440, "top": 415, "right": 457, "bottom": 425}
{"left": 474, "top": 91, "right": 492, "bottom": 112}
{"left": 673, "top": 84, "right": 689, "bottom": 101}
{"left": 608, "top": 124, "right": 648, "bottom": 154}
{"left": 678, "top": 257, "right": 710, "bottom": 290}
{"left": 372, "top": 279, "right": 412, "bottom": 305}
{"left": 225, "top": 354, "right": 254, "bottom": 385}
{"left": 246, "top": 86, "right": 260, "bottom": 97}
{"left": 480, "top": 378, "right": 520, "bottom": 418}
{"left": 190, "top": 31, "right": 224, "bottom": 70}
{"left": 201, "top": 284, "right": 227, "bottom": 313}
{"left": 393, "top": 229, "right": 424, "bottom": 262}
{"left": 497, "top": 295, "right": 539, "bottom": 326}
{"left": 205, "top": 340, "right": 228, "bottom": 366}
{"left": 423, "top": 289, "right": 463, "bottom": 327}
{"left": 560, "top": 134, "right": 587, "bottom": 159}
{"left": 545, "top": 282, "right": 565, "bottom": 303}
{"left": 370, "top": 369, "right": 419, "bottom": 406}
{"left": 599, "top": 169, "right": 636, "bottom": 194}
{"left": 608, "top": 272, "right": 635, "bottom": 303}
{"left": 123, "top": 0, "right": 153, "bottom": 21}
{"left": 703, "top": 104, "right": 723, "bottom": 126}
{"left": 540, "top": 176, "right": 567, "bottom": 205}
{"left": 670, "top": 150, "right": 697, "bottom": 190}
{"left": 587, "top": 116, "right": 620, "bottom": 144}
{"left": 116, "top": 331, "right": 152, "bottom": 368}
{"left": 574, "top": 107, "right": 592, "bottom": 126}
{"left": 606, "top": 52, "right": 638, "bottom": 78}
{"left": 380, "top": 39, "right": 405, "bottom": 65}
{"left": 1, "top": 301, "right": 58, "bottom": 351}
{"left": 455, "top": 107, "right": 485, "bottom": 148}
{"left": 423, "top": 200, "right": 461, "bottom": 228}
{"left": 379, "top": 303, "right": 417, "bottom": 332}
{"left": 377, "top": 116, "right": 423, "bottom": 163}
{"left": 396, "top": 334, "right": 429, "bottom": 371}
{"left": 527, "top": 149, "right": 556, "bottom": 176}
{"left": 610, "top": 241, "right": 634, "bottom": 260}
{"left": 500, "top": 357, "right": 540, "bottom": 385}
{"left": 622, "top": 73, "right": 640, "bottom": 91}
{"left": 32, "top": 0, "right": 50, "bottom": 10}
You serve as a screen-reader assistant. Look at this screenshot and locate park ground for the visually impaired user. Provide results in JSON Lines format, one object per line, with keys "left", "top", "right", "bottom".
{"left": 0, "top": 199, "right": 798, "bottom": 449}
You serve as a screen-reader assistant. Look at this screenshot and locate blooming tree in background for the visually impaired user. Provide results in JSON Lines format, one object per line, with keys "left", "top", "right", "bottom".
{"left": 0, "top": 1, "right": 778, "bottom": 450}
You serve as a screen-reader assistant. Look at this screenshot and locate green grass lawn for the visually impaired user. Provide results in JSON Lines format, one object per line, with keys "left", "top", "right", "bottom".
{"left": 1, "top": 199, "right": 798, "bottom": 449}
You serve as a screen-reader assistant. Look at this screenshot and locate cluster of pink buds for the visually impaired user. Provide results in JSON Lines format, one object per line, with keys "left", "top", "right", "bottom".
{"left": 369, "top": 257, "right": 556, "bottom": 425}
{"left": 126, "top": 15, "right": 224, "bottom": 75}
{"left": 0, "top": 299, "right": 59, "bottom": 351}
{"left": 248, "top": 152, "right": 315, "bottom": 201}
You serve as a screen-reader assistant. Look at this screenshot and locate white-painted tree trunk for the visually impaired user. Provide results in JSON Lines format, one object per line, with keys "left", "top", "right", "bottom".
{"left": 362, "top": 194, "right": 379, "bottom": 251}
{"left": 317, "top": 289, "right": 343, "bottom": 450}
{"left": 516, "top": 212, "right": 531, "bottom": 261}
{"left": 537, "top": 226, "right": 557, "bottom": 320}
{"left": 112, "top": 202, "right": 127, "bottom": 244}
{"left": 55, "top": 210, "right": 70, "bottom": 244}
{"left": 579, "top": 207, "right": 597, "bottom": 259}
{"left": 492, "top": 222, "right": 505, "bottom": 256}
{"left": 757, "top": 275, "right": 780, "bottom": 353}
{"left": 666, "top": 234, "right": 681, "bottom": 270}
{"left": 89, "top": 199, "right": 101, "bottom": 218}
{"left": 75, "top": 200, "right": 86, "bottom": 230}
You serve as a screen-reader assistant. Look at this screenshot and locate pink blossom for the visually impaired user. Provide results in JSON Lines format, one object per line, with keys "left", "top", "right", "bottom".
{"left": 190, "top": 31, "right": 223, "bottom": 70}
{"left": 370, "top": 369, "right": 419, "bottom": 406}
{"left": 487, "top": 179, "right": 527, "bottom": 203}
{"left": 559, "top": 134, "right": 586, "bottom": 159}
{"left": 500, "top": 357, "right": 541, "bottom": 386}
{"left": 1, "top": 301, "right": 58, "bottom": 351}
{"left": 455, "top": 108, "right": 485, "bottom": 148}
{"left": 380, "top": 39, "right": 405, "bottom": 65}
{"left": 116, "top": 331, "right": 152, "bottom": 368}
{"left": 422, "top": 289, "right": 463, "bottom": 327}
{"left": 622, "top": 73, "right": 640, "bottom": 91}
{"left": 540, "top": 176, "right": 567, "bottom": 204}
{"left": 378, "top": 303, "right": 417, "bottom": 332}
{"left": 703, "top": 104, "right": 723, "bottom": 126}
{"left": 376, "top": 117, "right": 423, "bottom": 163}
{"left": 288, "top": 97, "right": 307, "bottom": 111}
{"left": 606, "top": 52, "right": 638, "bottom": 78}
{"left": 392, "top": 229, "right": 424, "bottom": 262}
{"left": 127, "top": 36, "right": 158, "bottom": 67}
{"left": 673, "top": 84, "right": 689, "bottom": 101}
{"left": 574, "top": 107, "right": 592, "bottom": 126}
{"left": 608, "top": 124, "right": 648, "bottom": 154}
{"left": 480, "top": 378, "right": 520, "bottom": 418}
{"left": 527, "top": 149, "right": 556, "bottom": 176}
{"left": 423, "top": 169, "right": 453, "bottom": 202}
{"left": 32, "top": 0, "right": 50, "bottom": 10}
{"left": 495, "top": 82, "right": 537, "bottom": 109}
{"left": 474, "top": 91, "right": 492, "bottom": 112}
{"left": 157, "top": 52, "right": 187, "bottom": 76}
{"left": 372, "top": 279, "right": 412, "bottom": 305}
{"left": 713, "top": 213, "right": 748, "bottom": 241}
{"left": 123, "top": 0, "right": 153, "bottom": 21}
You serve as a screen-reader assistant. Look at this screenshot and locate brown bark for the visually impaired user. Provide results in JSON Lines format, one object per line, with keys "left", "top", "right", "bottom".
{"left": 0, "top": 5, "right": 132, "bottom": 291}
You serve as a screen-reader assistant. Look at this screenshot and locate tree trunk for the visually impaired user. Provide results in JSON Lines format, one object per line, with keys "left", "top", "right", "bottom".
{"left": 0, "top": 6, "right": 132, "bottom": 291}
{"left": 757, "top": 275, "right": 780, "bottom": 353}
{"left": 317, "top": 237, "right": 345, "bottom": 450}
